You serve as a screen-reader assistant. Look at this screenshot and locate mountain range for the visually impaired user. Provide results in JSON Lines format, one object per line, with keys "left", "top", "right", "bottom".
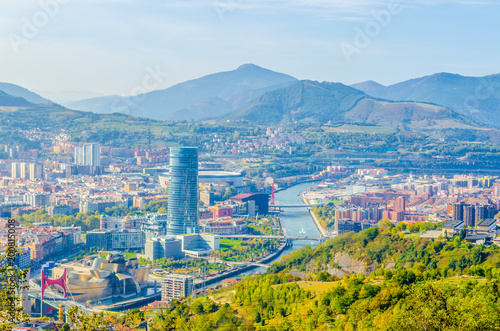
{"left": 0, "top": 82, "right": 52, "bottom": 105}
{"left": 351, "top": 73, "right": 500, "bottom": 127}
{"left": 224, "top": 80, "right": 477, "bottom": 130}
{"left": 1, "top": 65, "right": 499, "bottom": 130}
{"left": 62, "top": 64, "right": 298, "bottom": 121}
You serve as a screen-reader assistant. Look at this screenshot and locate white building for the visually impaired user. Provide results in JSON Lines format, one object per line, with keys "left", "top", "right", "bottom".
{"left": 75, "top": 143, "right": 101, "bottom": 166}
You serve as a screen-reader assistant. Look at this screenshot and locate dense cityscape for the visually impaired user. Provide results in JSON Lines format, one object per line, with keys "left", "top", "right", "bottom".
{"left": 2, "top": 1, "right": 500, "bottom": 330}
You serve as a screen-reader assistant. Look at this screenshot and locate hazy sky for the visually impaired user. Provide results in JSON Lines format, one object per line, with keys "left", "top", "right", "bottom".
{"left": 1, "top": 0, "right": 499, "bottom": 97}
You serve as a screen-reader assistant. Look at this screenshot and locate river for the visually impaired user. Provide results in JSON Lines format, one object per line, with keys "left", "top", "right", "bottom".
{"left": 239, "top": 181, "right": 321, "bottom": 275}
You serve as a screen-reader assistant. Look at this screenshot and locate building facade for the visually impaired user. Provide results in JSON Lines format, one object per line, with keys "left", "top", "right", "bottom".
{"left": 145, "top": 236, "right": 184, "bottom": 261}
{"left": 75, "top": 143, "right": 101, "bottom": 167}
{"left": 161, "top": 274, "right": 193, "bottom": 302}
{"left": 167, "top": 147, "right": 199, "bottom": 235}
{"left": 86, "top": 229, "right": 146, "bottom": 251}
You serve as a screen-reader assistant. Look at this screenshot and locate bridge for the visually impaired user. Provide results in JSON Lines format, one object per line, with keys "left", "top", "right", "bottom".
{"left": 269, "top": 202, "right": 328, "bottom": 212}
{"left": 219, "top": 234, "right": 327, "bottom": 243}
{"left": 277, "top": 204, "right": 321, "bottom": 208}
{"left": 225, "top": 261, "right": 271, "bottom": 268}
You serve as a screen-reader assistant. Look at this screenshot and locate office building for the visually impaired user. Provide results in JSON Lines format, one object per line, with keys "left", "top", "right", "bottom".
{"left": 166, "top": 147, "right": 199, "bottom": 235}
{"left": 86, "top": 229, "right": 145, "bottom": 251}
{"left": 229, "top": 193, "right": 269, "bottom": 216}
{"left": 176, "top": 233, "right": 220, "bottom": 257}
{"left": 162, "top": 274, "right": 193, "bottom": 303}
{"left": 145, "top": 236, "right": 184, "bottom": 261}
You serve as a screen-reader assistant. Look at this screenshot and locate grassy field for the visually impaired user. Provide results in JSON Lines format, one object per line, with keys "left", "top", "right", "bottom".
{"left": 220, "top": 239, "right": 247, "bottom": 248}
{"left": 322, "top": 124, "right": 394, "bottom": 134}
{"left": 288, "top": 281, "right": 340, "bottom": 293}
{"left": 99, "top": 252, "right": 137, "bottom": 260}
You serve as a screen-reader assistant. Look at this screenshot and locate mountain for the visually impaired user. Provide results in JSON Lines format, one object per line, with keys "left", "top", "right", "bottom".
{"left": 224, "top": 80, "right": 477, "bottom": 130}
{"left": 36, "top": 89, "right": 105, "bottom": 103}
{"left": 0, "top": 90, "right": 35, "bottom": 107}
{"left": 0, "top": 82, "right": 53, "bottom": 104}
{"left": 63, "top": 64, "right": 298, "bottom": 120}
{"left": 351, "top": 73, "right": 500, "bottom": 127}
{"left": 350, "top": 80, "right": 386, "bottom": 97}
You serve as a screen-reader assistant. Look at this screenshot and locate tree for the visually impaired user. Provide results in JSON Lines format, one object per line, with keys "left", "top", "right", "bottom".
{"left": 223, "top": 186, "right": 238, "bottom": 200}
{"left": 67, "top": 306, "right": 112, "bottom": 331}
{"left": 203, "top": 299, "right": 216, "bottom": 313}
{"left": 0, "top": 241, "right": 30, "bottom": 325}
{"left": 191, "top": 300, "right": 204, "bottom": 314}
{"left": 459, "top": 228, "right": 466, "bottom": 241}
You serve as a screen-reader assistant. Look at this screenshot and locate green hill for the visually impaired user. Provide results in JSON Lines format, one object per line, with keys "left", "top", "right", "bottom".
{"left": 352, "top": 73, "right": 500, "bottom": 127}
{"left": 225, "top": 80, "right": 479, "bottom": 131}
{"left": 0, "top": 90, "right": 35, "bottom": 107}
{"left": 53, "top": 220, "right": 500, "bottom": 330}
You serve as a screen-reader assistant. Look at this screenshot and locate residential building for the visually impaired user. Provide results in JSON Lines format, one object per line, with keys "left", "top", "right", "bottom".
{"left": 74, "top": 143, "right": 100, "bottom": 167}
{"left": 162, "top": 274, "right": 193, "bottom": 303}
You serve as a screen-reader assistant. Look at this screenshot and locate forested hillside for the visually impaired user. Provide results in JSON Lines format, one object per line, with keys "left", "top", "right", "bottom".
{"left": 269, "top": 220, "right": 500, "bottom": 276}
{"left": 46, "top": 221, "right": 500, "bottom": 330}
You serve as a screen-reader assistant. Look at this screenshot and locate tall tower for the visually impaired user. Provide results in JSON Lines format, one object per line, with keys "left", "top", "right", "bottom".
{"left": 167, "top": 147, "right": 199, "bottom": 235}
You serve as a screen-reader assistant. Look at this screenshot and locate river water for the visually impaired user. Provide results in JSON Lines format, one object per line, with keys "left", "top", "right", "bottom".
{"left": 241, "top": 181, "right": 320, "bottom": 275}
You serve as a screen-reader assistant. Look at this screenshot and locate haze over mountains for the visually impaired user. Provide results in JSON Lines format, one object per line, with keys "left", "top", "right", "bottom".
{"left": 352, "top": 73, "right": 500, "bottom": 127}
{"left": 1, "top": 65, "right": 500, "bottom": 130}
{"left": 62, "top": 64, "right": 298, "bottom": 121}
{"left": 0, "top": 82, "right": 52, "bottom": 105}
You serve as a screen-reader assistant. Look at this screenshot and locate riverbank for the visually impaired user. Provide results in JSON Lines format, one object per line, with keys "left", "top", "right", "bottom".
{"left": 298, "top": 194, "right": 328, "bottom": 237}
{"left": 196, "top": 242, "right": 288, "bottom": 288}
{"left": 275, "top": 179, "right": 318, "bottom": 193}
{"left": 308, "top": 208, "right": 328, "bottom": 237}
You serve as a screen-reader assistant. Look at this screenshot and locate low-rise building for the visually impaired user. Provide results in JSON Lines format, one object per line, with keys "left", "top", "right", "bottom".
{"left": 86, "top": 229, "right": 146, "bottom": 251}
{"left": 477, "top": 219, "right": 497, "bottom": 232}
{"left": 145, "top": 236, "right": 184, "bottom": 261}
{"left": 442, "top": 220, "right": 465, "bottom": 237}
{"left": 176, "top": 234, "right": 220, "bottom": 257}
{"left": 199, "top": 217, "right": 247, "bottom": 235}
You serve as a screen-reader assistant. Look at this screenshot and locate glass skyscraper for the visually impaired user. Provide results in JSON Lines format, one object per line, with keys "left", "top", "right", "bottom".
{"left": 167, "top": 147, "right": 199, "bottom": 235}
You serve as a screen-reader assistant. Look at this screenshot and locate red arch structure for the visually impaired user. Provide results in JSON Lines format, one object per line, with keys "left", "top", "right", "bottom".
{"left": 41, "top": 269, "right": 67, "bottom": 301}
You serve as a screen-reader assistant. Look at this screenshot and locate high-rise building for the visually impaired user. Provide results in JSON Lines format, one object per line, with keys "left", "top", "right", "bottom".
{"left": 161, "top": 274, "right": 193, "bottom": 302}
{"left": 19, "top": 163, "right": 29, "bottom": 179}
{"left": 29, "top": 163, "right": 43, "bottom": 180}
{"left": 167, "top": 147, "right": 199, "bottom": 235}
{"left": 395, "top": 196, "right": 406, "bottom": 212}
{"left": 74, "top": 143, "right": 101, "bottom": 167}
{"left": 463, "top": 205, "right": 475, "bottom": 227}
{"left": 11, "top": 162, "right": 22, "bottom": 178}
{"left": 452, "top": 202, "right": 464, "bottom": 221}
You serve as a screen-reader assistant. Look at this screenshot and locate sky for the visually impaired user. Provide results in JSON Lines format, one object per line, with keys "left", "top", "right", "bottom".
{"left": 0, "top": 0, "right": 499, "bottom": 98}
